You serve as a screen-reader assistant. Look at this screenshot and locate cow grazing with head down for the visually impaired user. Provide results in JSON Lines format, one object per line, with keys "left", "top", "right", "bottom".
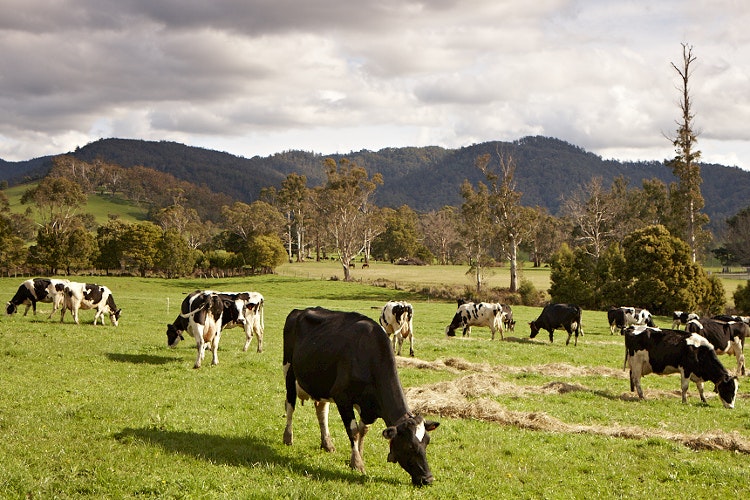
{"left": 672, "top": 310, "right": 699, "bottom": 330}
{"left": 529, "top": 303, "right": 583, "bottom": 345}
{"left": 445, "top": 302, "right": 507, "bottom": 340}
{"left": 60, "top": 282, "right": 121, "bottom": 326}
{"left": 180, "top": 292, "right": 227, "bottom": 369}
{"left": 6, "top": 278, "right": 69, "bottom": 318}
{"left": 166, "top": 290, "right": 265, "bottom": 355}
{"left": 623, "top": 325, "right": 738, "bottom": 408}
{"left": 379, "top": 300, "right": 415, "bottom": 357}
{"left": 283, "top": 307, "right": 439, "bottom": 486}
{"left": 607, "top": 306, "right": 655, "bottom": 334}
{"left": 685, "top": 318, "right": 747, "bottom": 376}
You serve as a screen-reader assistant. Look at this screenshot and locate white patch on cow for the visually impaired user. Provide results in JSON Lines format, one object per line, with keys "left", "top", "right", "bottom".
{"left": 686, "top": 319, "right": 703, "bottom": 329}
{"left": 349, "top": 419, "right": 358, "bottom": 433}
{"left": 415, "top": 421, "right": 426, "bottom": 442}
{"left": 630, "top": 325, "right": 653, "bottom": 336}
{"left": 686, "top": 333, "right": 713, "bottom": 349}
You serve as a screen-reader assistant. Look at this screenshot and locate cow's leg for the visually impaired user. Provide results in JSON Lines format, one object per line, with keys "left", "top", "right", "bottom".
{"left": 333, "top": 402, "right": 365, "bottom": 473}
{"left": 314, "top": 401, "right": 335, "bottom": 452}
{"left": 193, "top": 328, "right": 205, "bottom": 369}
{"left": 463, "top": 326, "right": 470, "bottom": 337}
{"left": 209, "top": 332, "right": 221, "bottom": 366}
{"left": 564, "top": 326, "right": 573, "bottom": 346}
{"left": 408, "top": 332, "right": 414, "bottom": 357}
{"left": 283, "top": 363, "right": 296, "bottom": 446}
{"left": 681, "top": 375, "right": 694, "bottom": 403}
{"left": 732, "top": 339, "right": 745, "bottom": 376}
{"left": 243, "top": 323, "right": 252, "bottom": 352}
{"left": 254, "top": 320, "right": 264, "bottom": 353}
{"left": 548, "top": 329, "right": 554, "bottom": 343}
{"left": 392, "top": 332, "right": 399, "bottom": 355}
{"left": 25, "top": 302, "right": 33, "bottom": 316}
{"left": 629, "top": 361, "right": 644, "bottom": 399}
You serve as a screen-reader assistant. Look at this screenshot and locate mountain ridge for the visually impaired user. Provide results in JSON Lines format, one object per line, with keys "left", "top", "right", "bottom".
{"left": 1, "top": 136, "right": 747, "bottom": 231}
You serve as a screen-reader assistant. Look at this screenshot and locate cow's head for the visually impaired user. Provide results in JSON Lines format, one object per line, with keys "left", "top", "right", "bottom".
{"left": 529, "top": 321, "right": 540, "bottom": 338}
{"left": 166, "top": 323, "right": 184, "bottom": 347}
{"left": 6, "top": 302, "right": 17, "bottom": 315}
{"left": 383, "top": 414, "right": 439, "bottom": 486}
{"left": 109, "top": 308, "right": 122, "bottom": 327}
{"left": 716, "top": 375, "right": 739, "bottom": 409}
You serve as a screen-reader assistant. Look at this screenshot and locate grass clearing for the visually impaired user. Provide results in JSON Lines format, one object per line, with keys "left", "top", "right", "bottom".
{"left": 1, "top": 275, "right": 750, "bottom": 498}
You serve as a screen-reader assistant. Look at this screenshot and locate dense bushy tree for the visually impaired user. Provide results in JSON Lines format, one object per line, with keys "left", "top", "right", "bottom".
{"left": 245, "top": 234, "right": 287, "bottom": 273}
{"left": 371, "top": 206, "right": 427, "bottom": 263}
{"left": 621, "top": 225, "right": 722, "bottom": 314}
{"left": 733, "top": 281, "right": 750, "bottom": 314}
{"left": 122, "top": 222, "right": 162, "bottom": 277}
{"left": 157, "top": 228, "right": 195, "bottom": 278}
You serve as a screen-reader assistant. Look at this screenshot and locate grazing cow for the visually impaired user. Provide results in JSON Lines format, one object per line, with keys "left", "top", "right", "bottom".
{"left": 712, "top": 314, "right": 750, "bottom": 325}
{"left": 529, "top": 303, "right": 583, "bottom": 345}
{"left": 623, "top": 325, "right": 738, "bottom": 408}
{"left": 61, "top": 282, "right": 121, "bottom": 326}
{"left": 607, "top": 306, "right": 655, "bottom": 334}
{"left": 166, "top": 290, "right": 265, "bottom": 355}
{"left": 501, "top": 304, "right": 515, "bottom": 332}
{"left": 445, "top": 302, "right": 507, "bottom": 340}
{"left": 379, "top": 301, "right": 415, "bottom": 357}
{"left": 685, "top": 318, "right": 747, "bottom": 376}
{"left": 671, "top": 310, "right": 700, "bottom": 330}
{"left": 6, "top": 278, "right": 69, "bottom": 318}
{"left": 178, "top": 292, "right": 227, "bottom": 369}
{"left": 283, "top": 307, "right": 439, "bottom": 486}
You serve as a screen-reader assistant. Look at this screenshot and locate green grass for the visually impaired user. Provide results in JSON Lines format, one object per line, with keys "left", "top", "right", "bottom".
{"left": 3, "top": 182, "right": 148, "bottom": 224}
{"left": 2, "top": 275, "right": 750, "bottom": 498}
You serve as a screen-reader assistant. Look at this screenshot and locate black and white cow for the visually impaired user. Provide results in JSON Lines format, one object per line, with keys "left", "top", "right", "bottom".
{"left": 671, "top": 310, "right": 700, "bottom": 330}
{"left": 6, "top": 278, "right": 69, "bottom": 317}
{"left": 501, "top": 304, "right": 515, "bottom": 332}
{"left": 283, "top": 307, "right": 439, "bottom": 486}
{"left": 623, "top": 325, "right": 738, "bottom": 407}
{"left": 379, "top": 301, "right": 415, "bottom": 357}
{"left": 685, "top": 318, "right": 747, "bottom": 376}
{"left": 60, "top": 282, "right": 121, "bottom": 326}
{"left": 607, "top": 306, "right": 656, "bottom": 334}
{"left": 529, "top": 303, "right": 583, "bottom": 345}
{"left": 177, "top": 292, "right": 227, "bottom": 369}
{"left": 445, "top": 302, "right": 507, "bottom": 340}
{"left": 166, "top": 290, "right": 265, "bottom": 358}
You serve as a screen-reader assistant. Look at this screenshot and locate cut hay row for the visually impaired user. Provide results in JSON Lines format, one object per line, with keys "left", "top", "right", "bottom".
{"left": 397, "top": 356, "right": 628, "bottom": 378}
{"left": 404, "top": 372, "right": 750, "bottom": 454}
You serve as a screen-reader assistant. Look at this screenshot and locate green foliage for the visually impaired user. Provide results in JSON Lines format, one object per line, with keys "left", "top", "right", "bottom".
{"left": 157, "top": 229, "right": 195, "bottom": 278}
{"left": 245, "top": 234, "right": 287, "bottom": 273}
{"left": 549, "top": 243, "right": 595, "bottom": 306}
{"left": 371, "top": 206, "right": 425, "bottom": 262}
{"left": 122, "top": 222, "right": 162, "bottom": 277}
{"left": 733, "top": 281, "right": 750, "bottom": 314}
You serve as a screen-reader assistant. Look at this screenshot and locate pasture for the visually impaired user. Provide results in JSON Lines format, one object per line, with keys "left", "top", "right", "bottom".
{"left": 1, "top": 275, "right": 750, "bottom": 498}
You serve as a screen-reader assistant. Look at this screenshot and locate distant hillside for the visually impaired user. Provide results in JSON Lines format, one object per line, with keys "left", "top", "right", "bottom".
{"left": 2, "top": 136, "right": 749, "bottom": 232}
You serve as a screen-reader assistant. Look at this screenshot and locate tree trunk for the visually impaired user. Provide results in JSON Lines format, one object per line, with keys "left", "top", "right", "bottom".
{"left": 509, "top": 239, "right": 519, "bottom": 293}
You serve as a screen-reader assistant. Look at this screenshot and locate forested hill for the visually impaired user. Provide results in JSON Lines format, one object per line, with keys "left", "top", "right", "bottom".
{"left": 2, "top": 136, "right": 750, "bottom": 228}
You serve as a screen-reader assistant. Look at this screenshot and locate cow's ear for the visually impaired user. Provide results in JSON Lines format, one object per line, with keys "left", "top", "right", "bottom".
{"left": 424, "top": 420, "right": 440, "bottom": 432}
{"left": 382, "top": 426, "right": 398, "bottom": 440}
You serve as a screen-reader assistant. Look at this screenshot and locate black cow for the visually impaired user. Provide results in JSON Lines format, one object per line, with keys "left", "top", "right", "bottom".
{"left": 6, "top": 278, "right": 68, "bottom": 317}
{"left": 686, "top": 318, "right": 747, "bottom": 376}
{"left": 529, "top": 303, "right": 583, "bottom": 345}
{"left": 607, "top": 306, "right": 656, "bottom": 334}
{"left": 623, "top": 325, "right": 738, "bottom": 408}
{"left": 672, "top": 310, "right": 699, "bottom": 330}
{"left": 282, "top": 307, "right": 439, "bottom": 486}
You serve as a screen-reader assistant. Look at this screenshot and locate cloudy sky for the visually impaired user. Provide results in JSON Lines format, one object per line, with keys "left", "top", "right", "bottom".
{"left": 2, "top": 1, "right": 749, "bottom": 169}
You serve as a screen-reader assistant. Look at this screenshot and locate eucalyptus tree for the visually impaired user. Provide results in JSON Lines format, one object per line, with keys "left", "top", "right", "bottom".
{"left": 317, "top": 158, "right": 382, "bottom": 281}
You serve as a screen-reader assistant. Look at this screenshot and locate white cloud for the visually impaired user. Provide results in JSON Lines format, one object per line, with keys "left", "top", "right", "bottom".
{"left": 0, "top": 0, "right": 748, "bottom": 169}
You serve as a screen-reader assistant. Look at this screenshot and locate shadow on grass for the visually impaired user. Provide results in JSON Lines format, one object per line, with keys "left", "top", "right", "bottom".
{"left": 106, "top": 352, "right": 181, "bottom": 365}
{"left": 113, "top": 427, "right": 400, "bottom": 485}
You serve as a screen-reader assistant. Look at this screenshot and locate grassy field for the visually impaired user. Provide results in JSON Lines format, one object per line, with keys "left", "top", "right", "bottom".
{"left": 3, "top": 182, "right": 148, "bottom": 225}
{"left": 1, "top": 274, "right": 750, "bottom": 498}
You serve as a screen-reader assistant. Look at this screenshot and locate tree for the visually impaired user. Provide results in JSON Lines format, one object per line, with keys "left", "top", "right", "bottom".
{"left": 157, "top": 228, "right": 195, "bottom": 278}
{"left": 276, "top": 173, "right": 310, "bottom": 262}
{"left": 665, "top": 43, "right": 710, "bottom": 262}
{"left": 96, "top": 218, "right": 129, "bottom": 274}
{"left": 317, "top": 158, "right": 382, "bottom": 281}
{"left": 718, "top": 207, "right": 750, "bottom": 267}
{"left": 122, "top": 222, "right": 162, "bottom": 277}
{"left": 476, "top": 151, "right": 533, "bottom": 292}
{"left": 371, "top": 206, "right": 424, "bottom": 263}
{"left": 622, "top": 225, "right": 722, "bottom": 314}
{"left": 421, "top": 206, "right": 461, "bottom": 265}
{"left": 524, "top": 206, "right": 569, "bottom": 268}
{"left": 245, "top": 234, "right": 287, "bottom": 273}
{"left": 459, "top": 179, "right": 493, "bottom": 293}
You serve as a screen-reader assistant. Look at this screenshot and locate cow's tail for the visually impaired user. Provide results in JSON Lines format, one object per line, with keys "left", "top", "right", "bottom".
{"left": 576, "top": 306, "right": 583, "bottom": 336}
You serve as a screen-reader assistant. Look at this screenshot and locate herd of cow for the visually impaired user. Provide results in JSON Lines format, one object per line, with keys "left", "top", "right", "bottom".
{"left": 5, "top": 279, "right": 748, "bottom": 486}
